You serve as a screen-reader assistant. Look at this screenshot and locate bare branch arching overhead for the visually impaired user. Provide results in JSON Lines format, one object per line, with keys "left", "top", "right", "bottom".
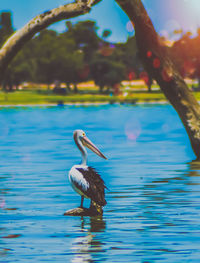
{"left": 0, "top": 0, "right": 102, "bottom": 80}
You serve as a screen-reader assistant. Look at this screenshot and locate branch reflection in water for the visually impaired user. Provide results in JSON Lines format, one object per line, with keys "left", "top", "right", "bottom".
{"left": 134, "top": 160, "right": 200, "bottom": 256}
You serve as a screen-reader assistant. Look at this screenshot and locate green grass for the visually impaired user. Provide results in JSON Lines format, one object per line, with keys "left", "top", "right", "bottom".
{"left": 0, "top": 92, "right": 114, "bottom": 105}
{"left": 0, "top": 89, "right": 200, "bottom": 105}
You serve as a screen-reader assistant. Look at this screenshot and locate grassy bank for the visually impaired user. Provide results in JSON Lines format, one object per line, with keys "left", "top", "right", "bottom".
{"left": 0, "top": 90, "right": 167, "bottom": 105}
{"left": 0, "top": 89, "right": 200, "bottom": 105}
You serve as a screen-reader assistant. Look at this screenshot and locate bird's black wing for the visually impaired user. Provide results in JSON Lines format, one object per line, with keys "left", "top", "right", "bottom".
{"left": 76, "top": 167, "right": 107, "bottom": 206}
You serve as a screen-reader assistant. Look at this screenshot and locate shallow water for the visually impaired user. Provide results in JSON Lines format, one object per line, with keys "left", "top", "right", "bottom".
{"left": 1, "top": 104, "right": 200, "bottom": 262}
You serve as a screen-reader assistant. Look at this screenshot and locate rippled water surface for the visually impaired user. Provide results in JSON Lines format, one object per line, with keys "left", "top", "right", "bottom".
{"left": 1, "top": 104, "right": 200, "bottom": 262}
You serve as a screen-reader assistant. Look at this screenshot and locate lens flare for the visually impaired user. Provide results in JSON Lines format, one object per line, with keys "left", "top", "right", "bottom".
{"left": 125, "top": 119, "right": 141, "bottom": 142}
{"left": 0, "top": 197, "right": 5, "bottom": 209}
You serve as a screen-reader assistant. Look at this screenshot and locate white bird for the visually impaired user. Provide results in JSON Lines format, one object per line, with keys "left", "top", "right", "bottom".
{"left": 69, "top": 129, "right": 107, "bottom": 210}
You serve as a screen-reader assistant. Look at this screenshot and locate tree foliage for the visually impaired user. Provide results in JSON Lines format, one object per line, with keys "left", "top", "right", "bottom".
{"left": 0, "top": 11, "right": 141, "bottom": 92}
{"left": 90, "top": 57, "right": 125, "bottom": 92}
{"left": 3, "top": 9, "right": 200, "bottom": 94}
{"left": 170, "top": 31, "right": 200, "bottom": 85}
{"left": 0, "top": 12, "right": 14, "bottom": 46}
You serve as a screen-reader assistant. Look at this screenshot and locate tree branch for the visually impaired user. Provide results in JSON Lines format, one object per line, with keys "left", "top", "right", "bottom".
{"left": 0, "top": 0, "right": 102, "bottom": 81}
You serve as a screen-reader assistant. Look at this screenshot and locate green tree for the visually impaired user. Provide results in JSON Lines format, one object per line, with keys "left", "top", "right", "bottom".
{"left": 112, "top": 36, "right": 143, "bottom": 80}
{"left": 33, "top": 30, "right": 59, "bottom": 87}
{"left": 53, "top": 32, "right": 84, "bottom": 92}
{"left": 0, "top": 12, "right": 14, "bottom": 46}
{"left": 90, "top": 57, "right": 125, "bottom": 93}
{"left": 2, "top": 33, "right": 36, "bottom": 90}
{"left": 66, "top": 20, "right": 99, "bottom": 63}
{"left": 31, "top": 29, "right": 84, "bottom": 92}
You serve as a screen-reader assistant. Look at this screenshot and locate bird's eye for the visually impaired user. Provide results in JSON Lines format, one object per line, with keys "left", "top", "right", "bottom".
{"left": 82, "top": 132, "right": 85, "bottom": 136}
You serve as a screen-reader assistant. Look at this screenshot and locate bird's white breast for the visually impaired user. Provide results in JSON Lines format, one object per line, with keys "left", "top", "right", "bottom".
{"left": 68, "top": 165, "right": 89, "bottom": 196}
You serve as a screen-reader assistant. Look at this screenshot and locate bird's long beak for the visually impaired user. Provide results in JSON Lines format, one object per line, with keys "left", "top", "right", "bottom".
{"left": 82, "top": 136, "right": 107, "bottom": 160}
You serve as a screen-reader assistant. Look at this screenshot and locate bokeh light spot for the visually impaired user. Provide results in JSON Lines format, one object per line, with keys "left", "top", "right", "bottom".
{"left": 146, "top": 50, "right": 152, "bottom": 58}
{"left": 153, "top": 58, "right": 161, "bottom": 68}
{"left": 139, "top": 71, "right": 149, "bottom": 85}
{"left": 164, "top": 19, "right": 181, "bottom": 41}
{"left": 126, "top": 21, "right": 134, "bottom": 33}
{"left": 125, "top": 118, "right": 141, "bottom": 142}
{"left": 0, "top": 198, "right": 5, "bottom": 209}
{"left": 128, "top": 70, "right": 136, "bottom": 80}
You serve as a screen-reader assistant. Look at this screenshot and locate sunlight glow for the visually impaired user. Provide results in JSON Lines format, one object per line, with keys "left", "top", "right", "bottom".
{"left": 158, "top": 0, "right": 200, "bottom": 42}
{"left": 184, "top": 0, "right": 200, "bottom": 13}
{"left": 184, "top": 0, "right": 200, "bottom": 27}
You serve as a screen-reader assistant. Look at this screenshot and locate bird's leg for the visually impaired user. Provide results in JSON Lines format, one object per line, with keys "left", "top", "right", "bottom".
{"left": 90, "top": 200, "right": 95, "bottom": 209}
{"left": 90, "top": 200, "right": 103, "bottom": 214}
{"left": 80, "top": 196, "right": 84, "bottom": 208}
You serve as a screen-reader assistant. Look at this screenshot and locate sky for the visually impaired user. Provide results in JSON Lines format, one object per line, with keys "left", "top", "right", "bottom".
{"left": 1, "top": 0, "right": 200, "bottom": 43}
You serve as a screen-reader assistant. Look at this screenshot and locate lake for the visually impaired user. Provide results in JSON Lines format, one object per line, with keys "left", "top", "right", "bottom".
{"left": 1, "top": 104, "right": 200, "bottom": 262}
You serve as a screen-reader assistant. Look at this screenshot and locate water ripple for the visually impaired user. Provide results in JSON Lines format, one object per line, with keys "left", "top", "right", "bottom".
{"left": 0, "top": 105, "right": 199, "bottom": 262}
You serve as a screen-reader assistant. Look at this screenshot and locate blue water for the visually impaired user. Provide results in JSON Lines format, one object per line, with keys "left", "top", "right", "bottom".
{"left": 1, "top": 104, "right": 200, "bottom": 262}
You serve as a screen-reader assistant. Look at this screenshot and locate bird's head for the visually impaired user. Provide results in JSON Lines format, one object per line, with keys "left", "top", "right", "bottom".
{"left": 73, "top": 129, "right": 107, "bottom": 160}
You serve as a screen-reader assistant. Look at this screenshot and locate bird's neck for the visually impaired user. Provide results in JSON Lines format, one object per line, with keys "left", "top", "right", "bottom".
{"left": 75, "top": 136, "right": 87, "bottom": 165}
{"left": 81, "top": 146, "right": 87, "bottom": 165}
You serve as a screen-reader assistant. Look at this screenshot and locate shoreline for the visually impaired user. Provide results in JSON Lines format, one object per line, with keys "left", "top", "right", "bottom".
{"left": 0, "top": 100, "right": 170, "bottom": 108}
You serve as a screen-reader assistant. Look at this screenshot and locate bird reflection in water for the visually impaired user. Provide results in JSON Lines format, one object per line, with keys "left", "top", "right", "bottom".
{"left": 71, "top": 216, "right": 106, "bottom": 263}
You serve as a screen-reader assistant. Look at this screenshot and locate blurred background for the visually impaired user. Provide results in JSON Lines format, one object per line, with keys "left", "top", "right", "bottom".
{"left": 1, "top": 0, "right": 200, "bottom": 97}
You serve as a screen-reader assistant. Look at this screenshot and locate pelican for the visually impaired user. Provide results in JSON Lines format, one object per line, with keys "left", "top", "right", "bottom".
{"left": 69, "top": 129, "right": 107, "bottom": 211}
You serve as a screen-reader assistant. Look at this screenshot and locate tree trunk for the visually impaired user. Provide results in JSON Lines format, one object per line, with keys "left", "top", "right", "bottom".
{"left": 99, "top": 84, "right": 104, "bottom": 93}
{"left": 147, "top": 76, "right": 153, "bottom": 92}
{"left": 198, "top": 78, "right": 200, "bottom": 89}
{"left": 116, "top": 0, "right": 200, "bottom": 159}
{"left": 66, "top": 82, "right": 71, "bottom": 92}
{"left": 0, "top": 0, "right": 102, "bottom": 82}
{"left": 73, "top": 83, "right": 78, "bottom": 93}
